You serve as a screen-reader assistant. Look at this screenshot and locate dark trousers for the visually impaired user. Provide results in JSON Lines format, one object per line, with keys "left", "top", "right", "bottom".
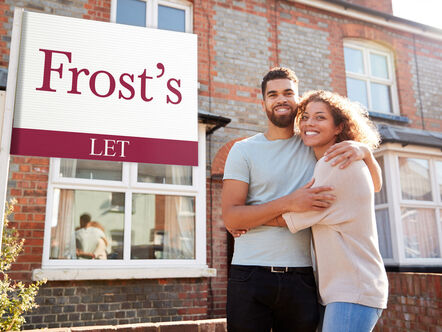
{"left": 227, "top": 265, "right": 319, "bottom": 332}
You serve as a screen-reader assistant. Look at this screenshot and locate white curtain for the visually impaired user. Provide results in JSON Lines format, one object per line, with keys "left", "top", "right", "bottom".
{"left": 401, "top": 208, "right": 440, "bottom": 258}
{"left": 163, "top": 166, "right": 194, "bottom": 259}
{"left": 399, "top": 158, "right": 432, "bottom": 201}
{"left": 60, "top": 159, "right": 77, "bottom": 178}
{"left": 51, "top": 189, "right": 76, "bottom": 259}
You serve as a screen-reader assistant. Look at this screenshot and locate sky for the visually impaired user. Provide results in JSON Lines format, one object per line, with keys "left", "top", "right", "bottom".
{"left": 392, "top": 0, "right": 442, "bottom": 30}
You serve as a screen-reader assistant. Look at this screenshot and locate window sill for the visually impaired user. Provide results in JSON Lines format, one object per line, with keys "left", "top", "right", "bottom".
{"left": 32, "top": 266, "right": 217, "bottom": 281}
{"left": 369, "top": 111, "right": 410, "bottom": 123}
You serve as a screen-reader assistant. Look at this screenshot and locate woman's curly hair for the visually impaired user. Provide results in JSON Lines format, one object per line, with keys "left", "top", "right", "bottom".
{"left": 295, "top": 90, "right": 381, "bottom": 150}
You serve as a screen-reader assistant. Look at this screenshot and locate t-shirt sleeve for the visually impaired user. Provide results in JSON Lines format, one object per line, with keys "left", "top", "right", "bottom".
{"left": 283, "top": 159, "right": 367, "bottom": 233}
{"left": 223, "top": 142, "right": 250, "bottom": 184}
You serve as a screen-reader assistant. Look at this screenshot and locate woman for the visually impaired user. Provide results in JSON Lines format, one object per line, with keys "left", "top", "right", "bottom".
{"left": 277, "top": 90, "right": 388, "bottom": 331}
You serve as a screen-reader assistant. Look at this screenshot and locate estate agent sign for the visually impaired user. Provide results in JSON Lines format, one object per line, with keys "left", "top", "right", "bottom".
{"left": 10, "top": 10, "right": 198, "bottom": 166}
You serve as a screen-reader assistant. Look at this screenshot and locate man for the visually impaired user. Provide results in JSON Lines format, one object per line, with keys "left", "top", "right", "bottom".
{"left": 222, "top": 67, "right": 381, "bottom": 331}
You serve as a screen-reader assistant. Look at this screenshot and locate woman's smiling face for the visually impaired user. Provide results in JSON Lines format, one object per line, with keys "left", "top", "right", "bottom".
{"left": 299, "top": 101, "right": 342, "bottom": 151}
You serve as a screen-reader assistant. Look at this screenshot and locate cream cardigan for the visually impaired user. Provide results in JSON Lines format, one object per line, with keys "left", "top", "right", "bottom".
{"left": 283, "top": 158, "right": 388, "bottom": 309}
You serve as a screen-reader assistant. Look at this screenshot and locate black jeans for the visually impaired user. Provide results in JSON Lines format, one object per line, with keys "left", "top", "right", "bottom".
{"left": 227, "top": 265, "right": 319, "bottom": 332}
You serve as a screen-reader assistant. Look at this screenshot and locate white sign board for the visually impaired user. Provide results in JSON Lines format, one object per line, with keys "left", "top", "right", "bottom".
{"left": 10, "top": 11, "right": 198, "bottom": 165}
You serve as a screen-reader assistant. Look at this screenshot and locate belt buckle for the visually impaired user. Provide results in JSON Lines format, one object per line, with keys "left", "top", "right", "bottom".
{"left": 271, "top": 266, "right": 288, "bottom": 273}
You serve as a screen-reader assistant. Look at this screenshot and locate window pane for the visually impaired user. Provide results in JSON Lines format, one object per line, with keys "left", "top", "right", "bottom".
{"left": 346, "top": 78, "right": 368, "bottom": 108}
{"left": 375, "top": 209, "right": 393, "bottom": 258}
{"left": 131, "top": 193, "right": 195, "bottom": 259}
{"left": 436, "top": 161, "right": 442, "bottom": 201}
{"left": 399, "top": 157, "right": 433, "bottom": 201}
{"left": 401, "top": 207, "right": 440, "bottom": 258}
{"left": 375, "top": 157, "right": 388, "bottom": 205}
{"left": 370, "top": 83, "right": 392, "bottom": 113}
{"left": 116, "top": 0, "right": 146, "bottom": 27}
{"left": 60, "top": 159, "right": 122, "bottom": 181}
{"left": 138, "top": 163, "right": 192, "bottom": 185}
{"left": 158, "top": 5, "right": 186, "bottom": 32}
{"left": 370, "top": 53, "right": 389, "bottom": 79}
{"left": 344, "top": 47, "right": 364, "bottom": 74}
{"left": 50, "top": 189, "right": 124, "bottom": 260}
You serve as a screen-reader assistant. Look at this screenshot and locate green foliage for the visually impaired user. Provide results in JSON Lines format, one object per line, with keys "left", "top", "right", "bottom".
{"left": 1, "top": 200, "right": 46, "bottom": 331}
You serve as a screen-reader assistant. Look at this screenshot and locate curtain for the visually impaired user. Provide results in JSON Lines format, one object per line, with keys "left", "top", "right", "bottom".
{"left": 51, "top": 189, "right": 76, "bottom": 259}
{"left": 401, "top": 208, "right": 440, "bottom": 258}
{"left": 163, "top": 166, "right": 194, "bottom": 259}
{"left": 399, "top": 158, "right": 432, "bottom": 201}
{"left": 375, "top": 209, "right": 393, "bottom": 259}
{"left": 60, "top": 159, "right": 77, "bottom": 178}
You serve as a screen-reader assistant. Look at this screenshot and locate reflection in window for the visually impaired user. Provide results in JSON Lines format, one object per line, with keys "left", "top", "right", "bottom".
{"left": 131, "top": 194, "right": 195, "bottom": 259}
{"left": 374, "top": 157, "right": 387, "bottom": 205}
{"left": 138, "top": 163, "right": 192, "bottom": 185}
{"left": 401, "top": 207, "right": 440, "bottom": 258}
{"left": 343, "top": 42, "right": 395, "bottom": 114}
{"left": 346, "top": 77, "right": 368, "bottom": 108}
{"left": 344, "top": 47, "right": 364, "bottom": 74}
{"left": 158, "top": 5, "right": 186, "bottom": 32}
{"left": 60, "top": 159, "right": 123, "bottom": 181}
{"left": 116, "top": 0, "right": 146, "bottom": 27}
{"left": 371, "top": 82, "right": 391, "bottom": 113}
{"left": 50, "top": 189, "right": 124, "bottom": 260}
{"left": 375, "top": 209, "right": 393, "bottom": 258}
{"left": 370, "top": 53, "right": 389, "bottom": 79}
{"left": 436, "top": 161, "right": 442, "bottom": 201}
{"left": 399, "top": 157, "right": 432, "bottom": 201}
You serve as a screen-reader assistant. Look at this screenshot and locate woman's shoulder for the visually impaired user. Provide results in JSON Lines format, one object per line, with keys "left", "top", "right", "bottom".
{"left": 315, "top": 157, "right": 366, "bottom": 178}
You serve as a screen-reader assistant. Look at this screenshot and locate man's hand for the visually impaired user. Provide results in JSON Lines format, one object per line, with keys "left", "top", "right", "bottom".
{"left": 285, "top": 179, "right": 335, "bottom": 212}
{"left": 323, "top": 140, "right": 382, "bottom": 192}
{"left": 323, "top": 140, "right": 368, "bottom": 169}
{"left": 227, "top": 228, "right": 248, "bottom": 238}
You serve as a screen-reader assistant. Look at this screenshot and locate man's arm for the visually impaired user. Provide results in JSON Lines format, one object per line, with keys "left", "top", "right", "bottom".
{"left": 222, "top": 178, "right": 335, "bottom": 232}
{"left": 323, "top": 141, "right": 382, "bottom": 192}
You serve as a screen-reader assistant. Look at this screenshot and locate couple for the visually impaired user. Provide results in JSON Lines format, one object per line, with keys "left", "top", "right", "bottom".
{"left": 222, "top": 67, "right": 388, "bottom": 332}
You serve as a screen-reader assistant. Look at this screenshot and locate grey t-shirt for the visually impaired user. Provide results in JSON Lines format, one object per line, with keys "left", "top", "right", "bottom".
{"left": 223, "top": 133, "right": 316, "bottom": 267}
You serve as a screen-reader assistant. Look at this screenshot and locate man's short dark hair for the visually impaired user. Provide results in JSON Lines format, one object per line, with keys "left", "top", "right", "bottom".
{"left": 261, "top": 67, "right": 299, "bottom": 99}
{"left": 80, "top": 213, "right": 91, "bottom": 228}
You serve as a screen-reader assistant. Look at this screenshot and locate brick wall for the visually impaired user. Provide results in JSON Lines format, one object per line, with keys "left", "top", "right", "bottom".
{"left": 6, "top": 156, "right": 49, "bottom": 281}
{"left": 375, "top": 272, "right": 442, "bottom": 331}
{"left": 24, "top": 279, "right": 209, "bottom": 329}
{"left": 344, "top": 0, "right": 393, "bottom": 14}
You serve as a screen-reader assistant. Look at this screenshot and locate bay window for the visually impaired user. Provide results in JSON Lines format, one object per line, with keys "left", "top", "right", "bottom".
{"left": 374, "top": 144, "right": 442, "bottom": 267}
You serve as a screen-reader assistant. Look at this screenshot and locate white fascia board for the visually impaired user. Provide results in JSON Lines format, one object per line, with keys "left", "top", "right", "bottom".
{"left": 290, "top": 0, "right": 442, "bottom": 42}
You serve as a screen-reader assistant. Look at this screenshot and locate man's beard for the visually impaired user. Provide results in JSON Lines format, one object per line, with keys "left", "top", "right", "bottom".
{"left": 266, "top": 107, "right": 296, "bottom": 128}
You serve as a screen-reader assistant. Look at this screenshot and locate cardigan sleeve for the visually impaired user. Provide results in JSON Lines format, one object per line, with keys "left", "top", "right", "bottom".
{"left": 283, "top": 158, "right": 370, "bottom": 233}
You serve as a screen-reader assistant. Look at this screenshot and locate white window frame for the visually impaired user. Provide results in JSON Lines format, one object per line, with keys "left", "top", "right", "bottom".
{"left": 111, "top": 0, "right": 193, "bottom": 33}
{"left": 35, "top": 125, "right": 215, "bottom": 281}
{"left": 344, "top": 39, "right": 400, "bottom": 115}
{"left": 374, "top": 143, "right": 442, "bottom": 267}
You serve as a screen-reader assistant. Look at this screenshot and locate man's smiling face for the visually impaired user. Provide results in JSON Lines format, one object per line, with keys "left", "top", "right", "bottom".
{"left": 262, "top": 79, "right": 299, "bottom": 128}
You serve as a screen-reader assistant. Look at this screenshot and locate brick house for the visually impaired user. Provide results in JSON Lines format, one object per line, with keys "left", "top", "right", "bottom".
{"left": 0, "top": 0, "right": 441, "bottom": 330}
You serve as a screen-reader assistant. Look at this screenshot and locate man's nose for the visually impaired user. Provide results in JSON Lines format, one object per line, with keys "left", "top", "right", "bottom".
{"left": 276, "top": 94, "right": 288, "bottom": 104}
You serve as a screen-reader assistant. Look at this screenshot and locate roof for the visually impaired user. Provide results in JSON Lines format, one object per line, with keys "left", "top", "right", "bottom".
{"left": 378, "top": 124, "right": 442, "bottom": 149}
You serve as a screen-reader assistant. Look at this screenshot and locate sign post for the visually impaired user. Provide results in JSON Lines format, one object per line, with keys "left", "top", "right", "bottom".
{"left": 0, "top": 8, "right": 24, "bottom": 248}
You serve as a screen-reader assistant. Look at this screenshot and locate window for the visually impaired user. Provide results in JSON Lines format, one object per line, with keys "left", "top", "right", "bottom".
{"left": 112, "top": 0, "right": 192, "bottom": 33}
{"left": 40, "top": 126, "right": 208, "bottom": 279}
{"left": 344, "top": 40, "right": 399, "bottom": 114}
{"left": 374, "top": 145, "right": 442, "bottom": 267}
